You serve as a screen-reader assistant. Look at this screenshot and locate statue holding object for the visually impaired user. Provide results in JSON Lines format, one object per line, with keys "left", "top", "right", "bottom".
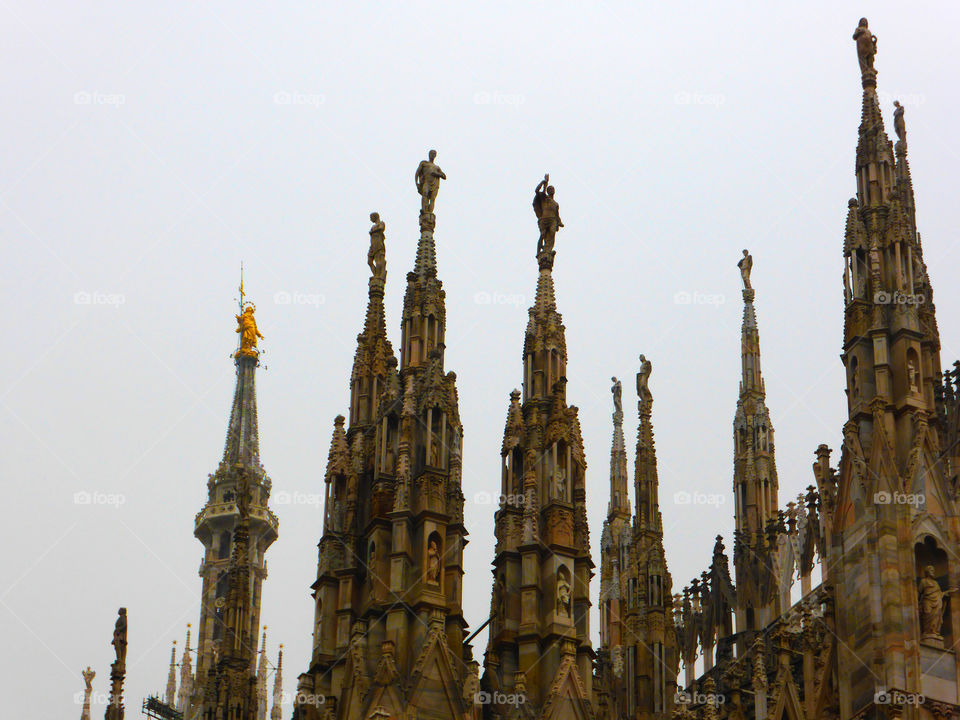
{"left": 533, "top": 174, "right": 563, "bottom": 257}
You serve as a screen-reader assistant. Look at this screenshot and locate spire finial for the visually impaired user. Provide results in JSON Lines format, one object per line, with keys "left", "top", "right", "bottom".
{"left": 853, "top": 18, "right": 878, "bottom": 89}
{"left": 235, "top": 273, "right": 262, "bottom": 358}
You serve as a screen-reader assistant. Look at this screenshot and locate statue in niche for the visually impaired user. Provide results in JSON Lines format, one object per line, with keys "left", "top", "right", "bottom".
{"left": 554, "top": 466, "right": 567, "bottom": 500}
{"left": 738, "top": 249, "right": 753, "bottom": 290}
{"left": 430, "top": 439, "right": 441, "bottom": 468}
{"left": 611, "top": 377, "right": 622, "bottom": 415}
{"left": 493, "top": 574, "right": 505, "bottom": 621}
{"left": 893, "top": 101, "right": 906, "bottom": 144}
{"left": 908, "top": 357, "right": 920, "bottom": 393}
{"left": 367, "top": 212, "right": 386, "bottom": 279}
{"left": 533, "top": 174, "right": 563, "bottom": 256}
{"left": 853, "top": 18, "right": 877, "bottom": 74}
{"left": 637, "top": 354, "right": 652, "bottom": 404}
{"left": 426, "top": 538, "right": 441, "bottom": 585}
{"left": 415, "top": 150, "right": 446, "bottom": 214}
{"left": 557, "top": 573, "right": 572, "bottom": 618}
{"left": 918, "top": 565, "right": 948, "bottom": 638}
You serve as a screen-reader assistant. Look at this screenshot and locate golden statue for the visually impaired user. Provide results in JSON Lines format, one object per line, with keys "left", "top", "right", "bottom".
{"left": 236, "top": 305, "right": 263, "bottom": 357}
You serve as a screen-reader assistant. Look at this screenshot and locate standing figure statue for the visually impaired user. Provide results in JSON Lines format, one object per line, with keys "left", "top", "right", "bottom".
{"left": 853, "top": 18, "right": 877, "bottom": 74}
{"left": 918, "top": 565, "right": 948, "bottom": 638}
{"left": 893, "top": 100, "right": 906, "bottom": 145}
{"left": 415, "top": 149, "right": 446, "bottom": 214}
{"left": 738, "top": 249, "right": 753, "bottom": 291}
{"left": 112, "top": 608, "right": 128, "bottom": 672}
{"left": 557, "top": 574, "right": 572, "bottom": 618}
{"left": 81, "top": 667, "right": 96, "bottom": 720}
{"left": 533, "top": 174, "right": 563, "bottom": 256}
{"left": 611, "top": 376, "right": 622, "bottom": 415}
{"left": 426, "top": 538, "right": 441, "bottom": 585}
{"left": 368, "top": 212, "right": 386, "bottom": 279}
{"left": 637, "top": 354, "right": 652, "bottom": 405}
{"left": 236, "top": 306, "right": 264, "bottom": 357}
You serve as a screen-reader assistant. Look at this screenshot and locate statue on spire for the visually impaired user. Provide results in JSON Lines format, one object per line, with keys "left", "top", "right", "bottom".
{"left": 738, "top": 249, "right": 753, "bottom": 291}
{"left": 236, "top": 305, "right": 263, "bottom": 357}
{"left": 415, "top": 149, "right": 446, "bottom": 214}
{"left": 637, "top": 355, "right": 652, "bottom": 405}
{"left": 533, "top": 174, "right": 563, "bottom": 257}
{"left": 611, "top": 376, "right": 623, "bottom": 416}
{"left": 368, "top": 212, "right": 386, "bottom": 279}
{"left": 893, "top": 100, "right": 906, "bottom": 145}
{"left": 853, "top": 18, "right": 877, "bottom": 75}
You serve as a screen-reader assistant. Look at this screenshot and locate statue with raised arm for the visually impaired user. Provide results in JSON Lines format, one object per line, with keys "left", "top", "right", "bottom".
{"left": 415, "top": 150, "right": 446, "bottom": 214}
{"left": 368, "top": 212, "right": 386, "bottom": 279}
{"left": 919, "top": 565, "right": 948, "bottom": 638}
{"left": 893, "top": 100, "right": 906, "bottom": 145}
{"left": 533, "top": 174, "right": 563, "bottom": 256}
{"left": 236, "top": 305, "right": 263, "bottom": 357}
{"left": 853, "top": 18, "right": 877, "bottom": 74}
{"left": 738, "top": 249, "right": 753, "bottom": 291}
{"left": 611, "top": 376, "right": 623, "bottom": 415}
{"left": 637, "top": 354, "right": 652, "bottom": 405}
{"left": 81, "top": 667, "right": 96, "bottom": 720}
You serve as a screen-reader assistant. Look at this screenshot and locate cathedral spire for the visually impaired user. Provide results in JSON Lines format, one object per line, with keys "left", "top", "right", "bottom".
{"left": 194, "top": 292, "right": 278, "bottom": 692}
{"left": 270, "top": 645, "right": 283, "bottom": 720}
{"left": 400, "top": 149, "right": 449, "bottom": 371}
{"left": 350, "top": 214, "right": 395, "bottom": 426}
{"left": 176, "top": 625, "right": 192, "bottom": 712}
{"left": 607, "top": 377, "right": 630, "bottom": 518}
{"left": 165, "top": 640, "right": 178, "bottom": 707}
{"left": 634, "top": 355, "right": 661, "bottom": 532}
{"left": 256, "top": 627, "right": 269, "bottom": 720}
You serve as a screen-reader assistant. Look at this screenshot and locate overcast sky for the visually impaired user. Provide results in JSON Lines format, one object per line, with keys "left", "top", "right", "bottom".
{"left": 3, "top": 2, "right": 960, "bottom": 718}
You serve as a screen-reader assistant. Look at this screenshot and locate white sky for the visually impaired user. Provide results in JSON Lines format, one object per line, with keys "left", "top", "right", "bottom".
{"left": 3, "top": 3, "right": 960, "bottom": 718}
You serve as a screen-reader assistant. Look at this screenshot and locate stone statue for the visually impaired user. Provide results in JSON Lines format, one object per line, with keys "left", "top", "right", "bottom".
{"left": 236, "top": 306, "right": 263, "bottom": 357}
{"left": 426, "top": 538, "right": 441, "bottom": 584}
{"left": 738, "top": 249, "right": 753, "bottom": 290}
{"left": 557, "top": 573, "right": 572, "bottom": 618}
{"left": 367, "top": 212, "right": 386, "bottom": 279}
{"left": 918, "top": 565, "right": 948, "bottom": 638}
{"left": 611, "top": 376, "right": 622, "bottom": 415}
{"left": 637, "top": 355, "right": 652, "bottom": 404}
{"left": 554, "top": 466, "right": 567, "bottom": 500}
{"left": 81, "top": 667, "right": 96, "bottom": 720}
{"left": 893, "top": 100, "right": 906, "bottom": 144}
{"left": 493, "top": 575, "right": 505, "bottom": 620}
{"left": 533, "top": 174, "right": 563, "bottom": 256}
{"left": 112, "top": 607, "right": 128, "bottom": 671}
{"left": 853, "top": 18, "right": 877, "bottom": 74}
{"left": 908, "top": 357, "right": 920, "bottom": 393}
{"left": 415, "top": 150, "right": 446, "bottom": 214}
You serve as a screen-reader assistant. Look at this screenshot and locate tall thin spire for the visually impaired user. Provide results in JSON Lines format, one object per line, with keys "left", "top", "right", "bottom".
{"left": 105, "top": 607, "right": 127, "bottom": 720}
{"left": 256, "top": 627, "right": 269, "bottom": 720}
{"left": 634, "top": 354, "right": 661, "bottom": 532}
{"left": 80, "top": 667, "right": 95, "bottom": 720}
{"left": 165, "top": 640, "right": 178, "bottom": 707}
{"left": 270, "top": 645, "right": 283, "bottom": 720}
{"left": 176, "top": 625, "right": 192, "bottom": 713}
{"left": 607, "top": 377, "right": 630, "bottom": 518}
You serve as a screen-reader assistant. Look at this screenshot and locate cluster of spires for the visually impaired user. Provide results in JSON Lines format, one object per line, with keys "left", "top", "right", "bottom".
{"left": 79, "top": 17, "right": 960, "bottom": 720}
